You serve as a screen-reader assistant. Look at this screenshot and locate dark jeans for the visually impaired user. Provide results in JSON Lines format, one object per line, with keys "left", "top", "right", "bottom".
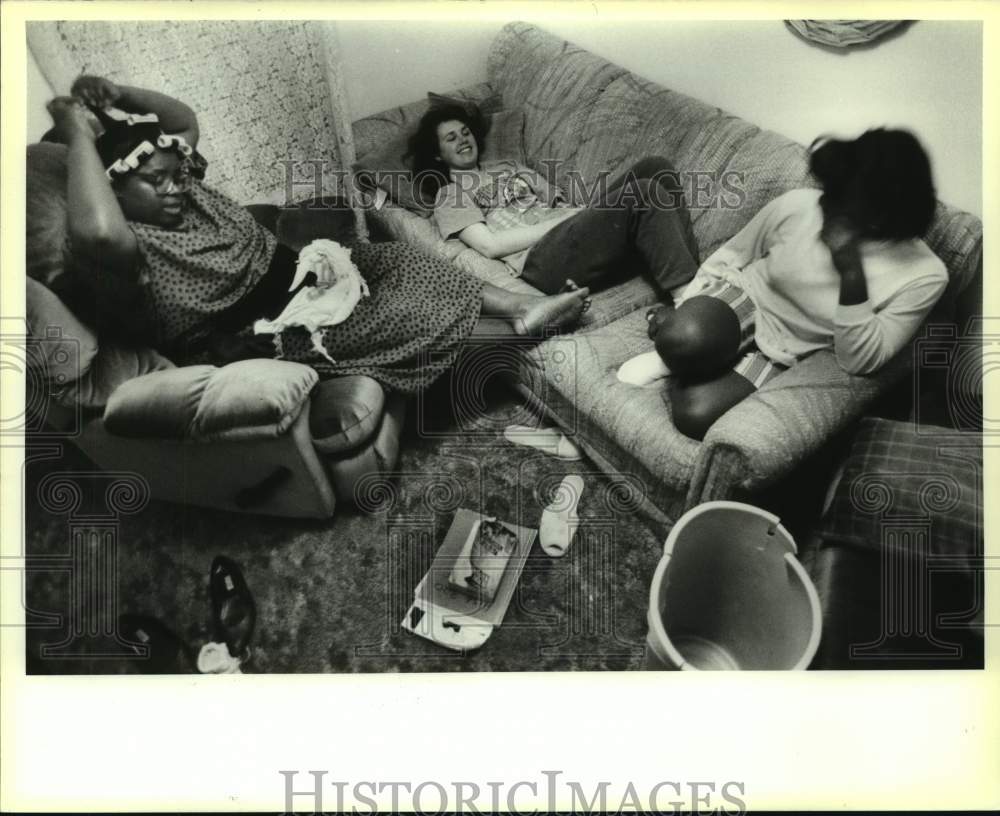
{"left": 519, "top": 156, "right": 701, "bottom": 296}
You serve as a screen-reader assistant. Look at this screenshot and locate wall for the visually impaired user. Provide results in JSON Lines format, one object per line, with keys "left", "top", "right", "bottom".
{"left": 335, "top": 21, "right": 501, "bottom": 120}
{"left": 27, "top": 20, "right": 354, "bottom": 203}
{"left": 26, "top": 45, "right": 53, "bottom": 143}
{"left": 26, "top": 19, "right": 982, "bottom": 216}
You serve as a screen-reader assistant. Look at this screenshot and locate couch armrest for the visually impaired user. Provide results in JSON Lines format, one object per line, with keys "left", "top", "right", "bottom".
{"left": 309, "top": 374, "right": 386, "bottom": 454}
{"left": 686, "top": 348, "right": 911, "bottom": 507}
{"left": 104, "top": 358, "right": 318, "bottom": 442}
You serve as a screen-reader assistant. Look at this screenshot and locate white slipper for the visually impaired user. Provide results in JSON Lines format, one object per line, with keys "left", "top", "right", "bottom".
{"left": 503, "top": 424, "right": 583, "bottom": 461}
{"left": 616, "top": 350, "right": 671, "bottom": 386}
{"left": 539, "top": 474, "right": 585, "bottom": 557}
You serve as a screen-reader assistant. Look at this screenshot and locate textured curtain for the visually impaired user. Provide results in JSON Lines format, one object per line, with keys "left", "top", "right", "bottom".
{"left": 27, "top": 20, "right": 359, "bottom": 210}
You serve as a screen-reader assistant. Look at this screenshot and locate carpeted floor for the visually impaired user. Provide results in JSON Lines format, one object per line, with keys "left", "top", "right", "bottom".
{"left": 24, "top": 386, "right": 673, "bottom": 674}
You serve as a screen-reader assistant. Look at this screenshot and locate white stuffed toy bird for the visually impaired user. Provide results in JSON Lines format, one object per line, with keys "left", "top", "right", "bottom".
{"left": 254, "top": 239, "right": 370, "bottom": 363}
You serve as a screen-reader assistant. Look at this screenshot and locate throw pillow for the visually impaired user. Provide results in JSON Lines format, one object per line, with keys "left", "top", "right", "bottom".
{"left": 819, "top": 417, "right": 982, "bottom": 560}
{"left": 427, "top": 90, "right": 504, "bottom": 116}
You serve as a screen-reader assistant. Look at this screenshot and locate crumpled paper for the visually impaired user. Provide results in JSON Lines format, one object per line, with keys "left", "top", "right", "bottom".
{"left": 254, "top": 239, "right": 370, "bottom": 363}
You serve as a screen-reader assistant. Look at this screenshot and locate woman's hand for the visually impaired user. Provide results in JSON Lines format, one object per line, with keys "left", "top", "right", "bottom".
{"left": 46, "top": 96, "right": 98, "bottom": 143}
{"left": 819, "top": 213, "right": 863, "bottom": 268}
{"left": 822, "top": 212, "right": 870, "bottom": 306}
{"left": 71, "top": 75, "right": 122, "bottom": 110}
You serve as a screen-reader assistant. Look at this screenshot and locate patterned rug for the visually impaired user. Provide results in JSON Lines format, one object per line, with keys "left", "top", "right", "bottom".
{"left": 24, "top": 386, "right": 670, "bottom": 674}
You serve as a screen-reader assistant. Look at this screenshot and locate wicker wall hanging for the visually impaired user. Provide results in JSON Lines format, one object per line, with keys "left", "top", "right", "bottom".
{"left": 785, "top": 20, "right": 908, "bottom": 49}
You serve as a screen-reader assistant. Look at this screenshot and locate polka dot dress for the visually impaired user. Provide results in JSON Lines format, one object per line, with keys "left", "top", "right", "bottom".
{"left": 274, "top": 242, "right": 484, "bottom": 394}
{"left": 132, "top": 177, "right": 484, "bottom": 395}
{"left": 132, "top": 180, "right": 276, "bottom": 346}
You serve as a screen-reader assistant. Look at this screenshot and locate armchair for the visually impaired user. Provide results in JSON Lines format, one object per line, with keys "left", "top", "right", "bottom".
{"left": 25, "top": 142, "right": 405, "bottom": 519}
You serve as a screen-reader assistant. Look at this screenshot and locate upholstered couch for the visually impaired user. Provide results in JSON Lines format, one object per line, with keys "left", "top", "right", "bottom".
{"left": 25, "top": 143, "right": 405, "bottom": 519}
{"left": 351, "top": 21, "right": 983, "bottom": 528}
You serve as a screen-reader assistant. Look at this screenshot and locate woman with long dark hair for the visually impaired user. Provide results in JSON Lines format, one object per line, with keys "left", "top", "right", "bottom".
{"left": 409, "top": 103, "right": 702, "bottom": 301}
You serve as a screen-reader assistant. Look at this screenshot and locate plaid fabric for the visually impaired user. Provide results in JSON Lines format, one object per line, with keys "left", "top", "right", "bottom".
{"left": 820, "top": 417, "right": 982, "bottom": 560}
{"left": 696, "top": 277, "right": 787, "bottom": 389}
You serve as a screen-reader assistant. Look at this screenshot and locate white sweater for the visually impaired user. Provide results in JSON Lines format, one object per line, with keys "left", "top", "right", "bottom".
{"left": 676, "top": 188, "right": 948, "bottom": 374}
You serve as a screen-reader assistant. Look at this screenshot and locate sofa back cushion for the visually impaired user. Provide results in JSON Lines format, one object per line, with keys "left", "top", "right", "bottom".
{"left": 572, "top": 72, "right": 815, "bottom": 260}
{"left": 487, "top": 22, "right": 627, "bottom": 196}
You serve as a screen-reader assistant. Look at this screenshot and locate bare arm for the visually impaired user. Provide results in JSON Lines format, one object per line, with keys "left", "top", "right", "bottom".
{"left": 457, "top": 209, "right": 577, "bottom": 259}
{"left": 47, "top": 96, "right": 138, "bottom": 274}
{"left": 72, "top": 76, "right": 199, "bottom": 149}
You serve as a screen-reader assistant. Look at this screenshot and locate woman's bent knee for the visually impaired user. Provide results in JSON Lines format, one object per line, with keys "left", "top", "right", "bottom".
{"left": 630, "top": 156, "right": 677, "bottom": 179}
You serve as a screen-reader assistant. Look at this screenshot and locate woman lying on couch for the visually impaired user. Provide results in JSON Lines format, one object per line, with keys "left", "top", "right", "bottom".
{"left": 410, "top": 104, "right": 701, "bottom": 302}
{"left": 46, "top": 77, "right": 591, "bottom": 396}
{"left": 415, "top": 105, "right": 948, "bottom": 440}
{"left": 622, "top": 128, "right": 949, "bottom": 440}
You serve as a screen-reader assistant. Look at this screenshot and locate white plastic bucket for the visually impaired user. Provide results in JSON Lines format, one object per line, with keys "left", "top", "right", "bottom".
{"left": 645, "top": 501, "right": 822, "bottom": 670}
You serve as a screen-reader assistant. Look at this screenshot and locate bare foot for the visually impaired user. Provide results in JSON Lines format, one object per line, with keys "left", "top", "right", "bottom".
{"left": 514, "top": 288, "right": 590, "bottom": 336}
{"left": 559, "top": 279, "right": 591, "bottom": 312}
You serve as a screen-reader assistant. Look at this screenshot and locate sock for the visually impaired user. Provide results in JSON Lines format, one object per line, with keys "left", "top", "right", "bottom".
{"left": 617, "top": 350, "right": 671, "bottom": 385}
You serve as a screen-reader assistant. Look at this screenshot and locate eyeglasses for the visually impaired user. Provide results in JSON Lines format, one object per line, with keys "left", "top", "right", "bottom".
{"left": 134, "top": 162, "right": 193, "bottom": 194}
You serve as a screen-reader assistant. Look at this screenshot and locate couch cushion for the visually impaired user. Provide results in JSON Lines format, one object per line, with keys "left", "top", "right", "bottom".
{"left": 923, "top": 200, "right": 983, "bottom": 302}
{"left": 488, "top": 22, "right": 628, "bottom": 194}
{"left": 819, "top": 417, "right": 981, "bottom": 560}
{"left": 574, "top": 73, "right": 808, "bottom": 261}
{"left": 518, "top": 309, "right": 699, "bottom": 522}
{"left": 427, "top": 90, "right": 504, "bottom": 117}
{"left": 309, "top": 375, "right": 386, "bottom": 454}
{"left": 104, "top": 359, "right": 317, "bottom": 442}
{"left": 368, "top": 204, "right": 471, "bottom": 262}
